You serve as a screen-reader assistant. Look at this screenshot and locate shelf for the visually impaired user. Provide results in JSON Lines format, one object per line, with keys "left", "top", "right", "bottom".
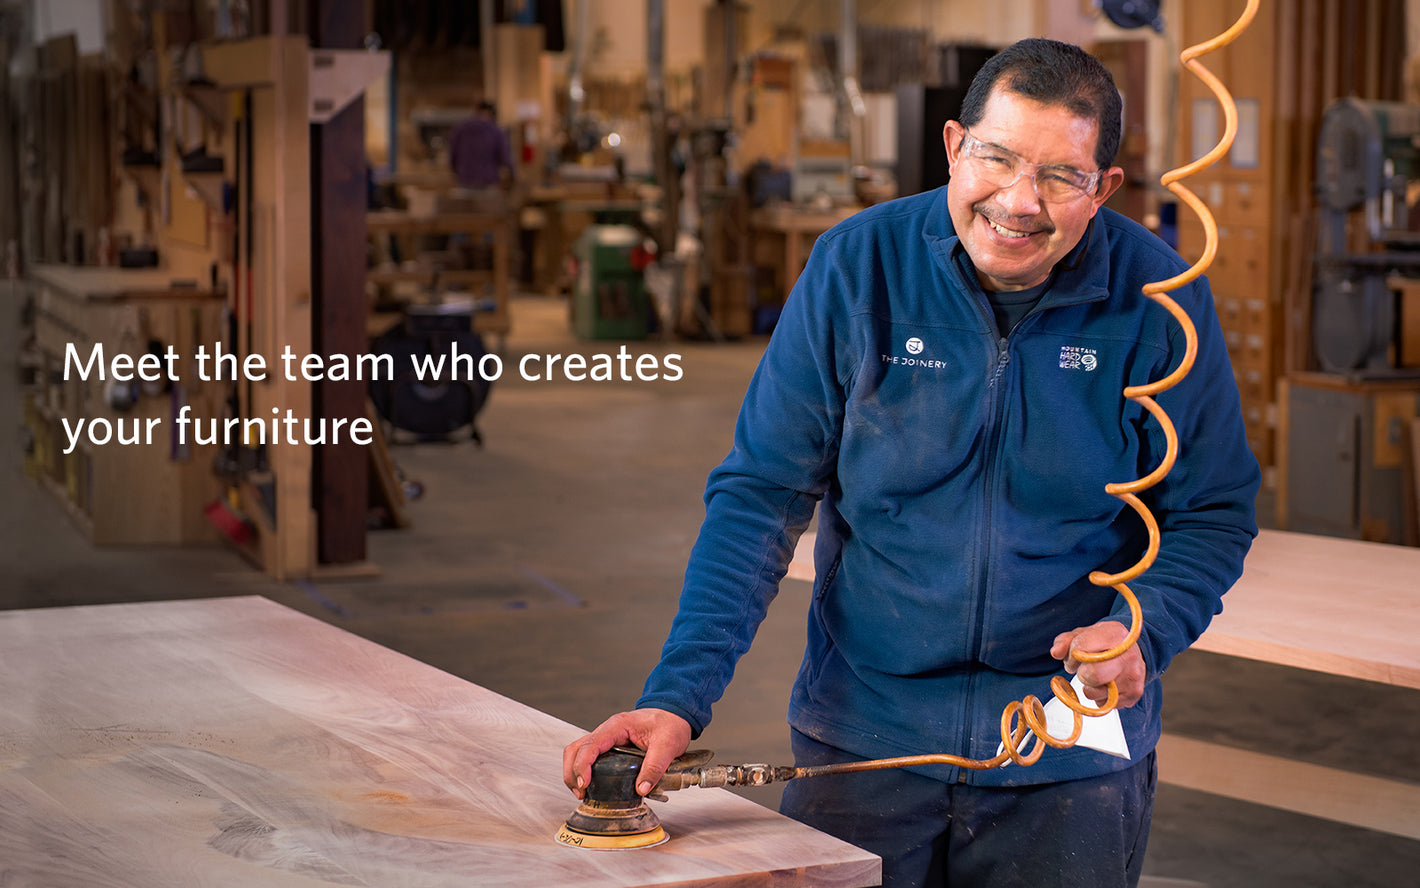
{"left": 367, "top": 269, "right": 436, "bottom": 286}
{"left": 120, "top": 162, "right": 162, "bottom": 197}
{"left": 182, "top": 170, "right": 228, "bottom": 213}
{"left": 181, "top": 81, "right": 229, "bottom": 131}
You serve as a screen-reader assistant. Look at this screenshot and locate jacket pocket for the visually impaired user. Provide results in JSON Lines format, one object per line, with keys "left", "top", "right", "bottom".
{"left": 803, "top": 551, "right": 843, "bottom": 686}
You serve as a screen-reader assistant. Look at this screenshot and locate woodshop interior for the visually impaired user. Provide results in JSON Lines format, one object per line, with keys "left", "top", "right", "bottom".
{"left": 1, "top": 1, "right": 1418, "bottom": 886}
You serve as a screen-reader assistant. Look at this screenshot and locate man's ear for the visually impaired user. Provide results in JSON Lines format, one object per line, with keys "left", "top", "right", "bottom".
{"left": 1091, "top": 167, "right": 1126, "bottom": 213}
{"left": 943, "top": 121, "right": 965, "bottom": 171}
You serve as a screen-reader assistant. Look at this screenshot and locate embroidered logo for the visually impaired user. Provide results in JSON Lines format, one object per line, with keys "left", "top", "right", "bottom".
{"left": 880, "top": 336, "right": 946, "bottom": 370}
{"left": 1059, "top": 345, "right": 1099, "bottom": 372}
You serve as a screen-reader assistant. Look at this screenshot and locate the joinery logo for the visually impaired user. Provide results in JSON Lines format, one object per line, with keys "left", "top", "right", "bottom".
{"left": 881, "top": 336, "right": 946, "bottom": 370}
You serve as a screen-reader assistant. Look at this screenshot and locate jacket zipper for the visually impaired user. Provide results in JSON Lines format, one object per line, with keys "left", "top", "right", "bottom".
{"left": 958, "top": 334, "right": 1012, "bottom": 777}
{"left": 974, "top": 339, "right": 1011, "bottom": 660}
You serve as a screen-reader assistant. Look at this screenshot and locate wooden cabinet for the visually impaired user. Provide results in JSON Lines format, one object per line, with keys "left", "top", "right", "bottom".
{"left": 1277, "top": 373, "right": 1420, "bottom": 543}
{"left": 26, "top": 265, "right": 226, "bottom": 544}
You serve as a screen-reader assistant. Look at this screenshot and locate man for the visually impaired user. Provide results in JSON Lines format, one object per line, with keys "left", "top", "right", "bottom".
{"left": 447, "top": 100, "right": 512, "bottom": 191}
{"left": 564, "top": 38, "right": 1259, "bottom": 887}
{"left": 444, "top": 100, "right": 513, "bottom": 271}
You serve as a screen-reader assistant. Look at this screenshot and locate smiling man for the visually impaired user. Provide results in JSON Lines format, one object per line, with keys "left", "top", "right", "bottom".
{"left": 565, "top": 38, "right": 1259, "bottom": 888}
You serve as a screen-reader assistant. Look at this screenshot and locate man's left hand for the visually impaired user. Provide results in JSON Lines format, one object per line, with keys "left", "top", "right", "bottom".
{"left": 1050, "top": 621, "right": 1145, "bottom": 707}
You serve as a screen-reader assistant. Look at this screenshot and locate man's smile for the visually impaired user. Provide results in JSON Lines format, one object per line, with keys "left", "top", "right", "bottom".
{"left": 976, "top": 204, "right": 1053, "bottom": 242}
{"left": 988, "top": 218, "right": 1032, "bottom": 239}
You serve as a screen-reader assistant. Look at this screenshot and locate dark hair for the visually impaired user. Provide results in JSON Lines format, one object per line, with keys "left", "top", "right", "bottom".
{"left": 958, "top": 38, "right": 1123, "bottom": 170}
{"left": 478, "top": 100, "right": 497, "bottom": 116}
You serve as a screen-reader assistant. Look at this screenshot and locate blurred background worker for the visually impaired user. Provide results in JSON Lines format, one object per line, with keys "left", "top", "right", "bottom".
{"left": 448, "top": 99, "right": 514, "bottom": 192}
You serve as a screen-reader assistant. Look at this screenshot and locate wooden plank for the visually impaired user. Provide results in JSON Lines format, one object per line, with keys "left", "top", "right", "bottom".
{"left": 1321, "top": 0, "right": 1341, "bottom": 104}
{"left": 1156, "top": 734, "right": 1420, "bottom": 840}
{"left": 1193, "top": 530, "right": 1420, "bottom": 687}
{"left": 1362, "top": 0, "right": 1383, "bottom": 100}
{"left": 200, "top": 38, "right": 281, "bottom": 88}
{"left": 0, "top": 597, "right": 880, "bottom": 887}
{"left": 788, "top": 528, "right": 1420, "bottom": 690}
{"left": 29, "top": 264, "right": 219, "bottom": 301}
{"left": 1384, "top": 0, "right": 1407, "bottom": 99}
{"left": 259, "top": 36, "right": 315, "bottom": 579}
{"left": 493, "top": 23, "right": 545, "bottom": 128}
{"left": 366, "top": 400, "right": 410, "bottom": 529}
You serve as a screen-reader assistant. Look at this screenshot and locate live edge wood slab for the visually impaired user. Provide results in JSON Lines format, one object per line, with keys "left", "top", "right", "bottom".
{"left": 0, "top": 596, "right": 879, "bottom": 888}
{"left": 789, "top": 528, "right": 1420, "bottom": 690}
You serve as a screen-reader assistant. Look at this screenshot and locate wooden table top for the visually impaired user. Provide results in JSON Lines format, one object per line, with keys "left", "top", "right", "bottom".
{"left": 748, "top": 205, "right": 863, "bottom": 232}
{"left": 1188, "top": 529, "right": 1420, "bottom": 687}
{"left": 0, "top": 596, "right": 878, "bottom": 887}
{"left": 787, "top": 528, "right": 1420, "bottom": 690}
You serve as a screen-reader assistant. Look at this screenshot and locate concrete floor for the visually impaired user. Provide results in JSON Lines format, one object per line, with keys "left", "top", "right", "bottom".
{"left": 4, "top": 289, "right": 1418, "bottom": 886}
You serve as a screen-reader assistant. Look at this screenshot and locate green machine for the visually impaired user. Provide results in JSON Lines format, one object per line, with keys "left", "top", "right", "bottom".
{"left": 572, "top": 225, "right": 652, "bottom": 341}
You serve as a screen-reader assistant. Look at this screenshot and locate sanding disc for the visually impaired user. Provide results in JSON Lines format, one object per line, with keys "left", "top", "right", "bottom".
{"left": 555, "top": 822, "right": 668, "bottom": 850}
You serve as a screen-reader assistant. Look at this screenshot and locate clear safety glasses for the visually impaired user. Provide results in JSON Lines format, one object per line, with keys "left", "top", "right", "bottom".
{"left": 958, "top": 129, "right": 1102, "bottom": 203}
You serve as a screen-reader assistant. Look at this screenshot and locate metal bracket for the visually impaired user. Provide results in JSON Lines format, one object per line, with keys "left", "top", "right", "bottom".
{"left": 308, "top": 49, "right": 390, "bottom": 124}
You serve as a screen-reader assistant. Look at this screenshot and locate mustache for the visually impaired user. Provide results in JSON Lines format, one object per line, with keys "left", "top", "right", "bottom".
{"left": 974, "top": 203, "right": 1054, "bottom": 234}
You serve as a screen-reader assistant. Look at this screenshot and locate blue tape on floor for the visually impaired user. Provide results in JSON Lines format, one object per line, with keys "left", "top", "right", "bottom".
{"left": 515, "top": 566, "right": 585, "bottom": 607}
{"left": 293, "top": 579, "right": 354, "bottom": 619}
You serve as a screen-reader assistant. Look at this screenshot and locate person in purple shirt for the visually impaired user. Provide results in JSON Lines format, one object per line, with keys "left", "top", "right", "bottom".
{"left": 448, "top": 100, "right": 513, "bottom": 190}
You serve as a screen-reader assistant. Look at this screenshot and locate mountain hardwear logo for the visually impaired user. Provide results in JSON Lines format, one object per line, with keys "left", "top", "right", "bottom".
{"left": 906, "top": 337, "right": 924, "bottom": 355}
{"left": 1059, "top": 345, "right": 1099, "bottom": 371}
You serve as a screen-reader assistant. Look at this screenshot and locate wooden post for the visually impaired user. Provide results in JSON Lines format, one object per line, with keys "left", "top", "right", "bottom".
{"left": 266, "top": 36, "right": 315, "bottom": 579}
{"left": 308, "top": 0, "right": 371, "bottom": 567}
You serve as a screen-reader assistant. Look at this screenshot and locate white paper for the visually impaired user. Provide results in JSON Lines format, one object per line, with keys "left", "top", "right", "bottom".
{"left": 996, "top": 675, "right": 1131, "bottom": 763}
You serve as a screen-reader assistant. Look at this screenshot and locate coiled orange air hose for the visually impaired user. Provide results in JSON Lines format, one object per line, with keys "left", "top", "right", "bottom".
{"left": 667, "top": 1, "right": 1263, "bottom": 785}
{"left": 831, "top": 0, "right": 1261, "bottom": 776}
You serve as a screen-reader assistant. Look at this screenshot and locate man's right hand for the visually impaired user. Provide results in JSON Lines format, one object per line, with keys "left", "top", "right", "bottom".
{"left": 562, "top": 709, "right": 693, "bottom": 800}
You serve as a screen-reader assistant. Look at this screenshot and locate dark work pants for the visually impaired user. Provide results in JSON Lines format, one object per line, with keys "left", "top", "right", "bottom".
{"left": 780, "top": 729, "right": 1157, "bottom": 888}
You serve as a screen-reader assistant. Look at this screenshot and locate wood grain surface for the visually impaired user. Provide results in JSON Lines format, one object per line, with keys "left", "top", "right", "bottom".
{"left": 1188, "top": 530, "right": 1420, "bottom": 688}
{"left": 0, "top": 597, "right": 879, "bottom": 887}
{"left": 788, "top": 528, "right": 1420, "bottom": 689}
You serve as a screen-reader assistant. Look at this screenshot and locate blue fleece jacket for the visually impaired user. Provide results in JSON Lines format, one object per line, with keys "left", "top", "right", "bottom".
{"left": 637, "top": 187, "right": 1260, "bottom": 786}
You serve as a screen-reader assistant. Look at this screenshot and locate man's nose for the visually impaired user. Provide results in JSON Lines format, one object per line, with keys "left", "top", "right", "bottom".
{"left": 996, "top": 171, "right": 1043, "bottom": 216}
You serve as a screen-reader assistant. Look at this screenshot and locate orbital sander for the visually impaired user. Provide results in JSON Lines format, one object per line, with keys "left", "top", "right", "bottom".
{"left": 555, "top": 678, "right": 1133, "bottom": 850}
{"left": 555, "top": 747, "right": 674, "bottom": 850}
{"left": 554, "top": 744, "right": 947, "bottom": 850}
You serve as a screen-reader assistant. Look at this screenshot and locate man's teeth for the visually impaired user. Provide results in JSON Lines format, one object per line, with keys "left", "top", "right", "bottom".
{"left": 988, "top": 219, "right": 1030, "bottom": 239}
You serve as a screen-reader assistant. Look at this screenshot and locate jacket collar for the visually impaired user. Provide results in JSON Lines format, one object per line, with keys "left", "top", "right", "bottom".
{"left": 922, "top": 185, "right": 1113, "bottom": 309}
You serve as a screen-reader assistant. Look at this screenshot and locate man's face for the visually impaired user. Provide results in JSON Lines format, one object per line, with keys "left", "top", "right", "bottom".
{"left": 943, "top": 87, "right": 1123, "bottom": 292}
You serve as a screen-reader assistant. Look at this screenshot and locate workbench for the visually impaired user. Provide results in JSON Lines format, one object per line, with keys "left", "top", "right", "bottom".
{"left": 787, "top": 528, "right": 1420, "bottom": 840}
{"left": 749, "top": 205, "right": 862, "bottom": 302}
{"left": 366, "top": 210, "right": 513, "bottom": 339}
{"left": 0, "top": 596, "right": 879, "bottom": 887}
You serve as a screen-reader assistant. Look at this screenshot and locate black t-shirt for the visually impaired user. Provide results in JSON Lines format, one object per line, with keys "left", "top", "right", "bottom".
{"left": 985, "top": 278, "right": 1051, "bottom": 337}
